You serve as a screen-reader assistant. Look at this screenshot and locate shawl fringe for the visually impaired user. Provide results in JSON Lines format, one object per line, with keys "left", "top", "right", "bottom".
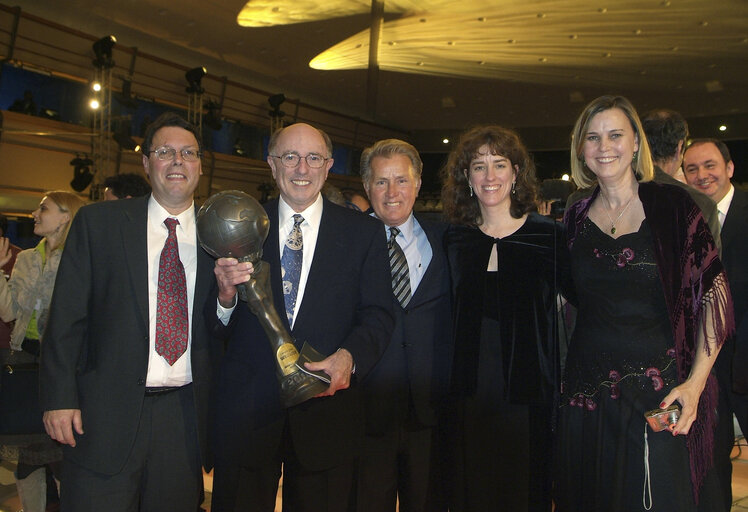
{"left": 685, "top": 270, "right": 734, "bottom": 503}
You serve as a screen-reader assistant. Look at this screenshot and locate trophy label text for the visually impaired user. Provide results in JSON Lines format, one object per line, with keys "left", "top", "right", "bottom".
{"left": 277, "top": 343, "right": 300, "bottom": 376}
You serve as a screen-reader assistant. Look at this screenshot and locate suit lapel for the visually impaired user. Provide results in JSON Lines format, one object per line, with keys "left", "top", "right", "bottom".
{"left": 407, "top": 216, "right": 442, "bottom": 307}
{"left": 121, "top": 197, "right": 150, "bottom": 331}
{"left": 192, "top": 212, "right": 215, "bottom": 343}
{"left": 722, "top": 187, "right": 747, "bottom": 246}
{"left": 264, "top": 201, "right": 288, "bottom": 330}
{"left": 292, "top": 199, "right": 341, "bottom": 332}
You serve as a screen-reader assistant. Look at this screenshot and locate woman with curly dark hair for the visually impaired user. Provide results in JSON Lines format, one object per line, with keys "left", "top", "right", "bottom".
{"left": 441, "top": 125, "right": 572, "bottom": 511}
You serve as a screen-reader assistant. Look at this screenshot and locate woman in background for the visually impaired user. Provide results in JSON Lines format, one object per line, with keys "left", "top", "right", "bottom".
{"left": 0, "top": 190, "right": 85, "bottom": 512}
{"left": 441, "top": 125, "right": 571, "bottom": 511}
{"left": 554, "top": 96, "right": 731, "bottom": 511}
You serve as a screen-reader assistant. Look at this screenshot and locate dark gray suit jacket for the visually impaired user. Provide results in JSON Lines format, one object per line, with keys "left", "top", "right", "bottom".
{"left": 210, "top": 197, "right": 394, "bottom": 471}
{"left": 721, "top": 186, "right": 748, "bottom": 393}
{"left": 40, "top": 195, "right": 219, "bottom": 475}
{"left": 360, "top": 215, "right": 452, "bottom": 434}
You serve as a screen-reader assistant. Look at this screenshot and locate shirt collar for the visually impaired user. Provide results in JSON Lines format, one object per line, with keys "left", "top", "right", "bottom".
{"left": 278, "top": 193, "right": 323, "bottom": 230}
{"left": 148, "top": 195, "right": 195, "bottom": 230}
{"left": 716, "top": 183, "right": 735, "bottom": 217}
{"left": 372, "top": 211, "right": 416, "bottom": 243}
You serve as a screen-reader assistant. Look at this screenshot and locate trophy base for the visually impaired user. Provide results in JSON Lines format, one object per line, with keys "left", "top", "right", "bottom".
{"left": 279, "top": 369, "right": 329, "bottom": 408}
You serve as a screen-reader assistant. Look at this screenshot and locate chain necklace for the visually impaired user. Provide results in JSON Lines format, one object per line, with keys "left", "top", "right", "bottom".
{"left": 600, "top": 193, "right": 634, "bottom": 235}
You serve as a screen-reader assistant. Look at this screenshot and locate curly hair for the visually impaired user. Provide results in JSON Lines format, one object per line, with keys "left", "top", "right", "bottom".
{"left": 441, "top": 125, "right": 537, "bottom": 226}
{"left": 570, "top": 95, "right": 654, "bottom": 189}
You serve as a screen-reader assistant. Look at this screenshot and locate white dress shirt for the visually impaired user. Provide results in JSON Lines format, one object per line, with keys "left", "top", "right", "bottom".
{"left": 216, "top": 194, "right": 325, "bottom": 328}
{"left": 145, "top": 197, "right": 197, "bottom": 387}
{"left": 717, "top": 183, "right": 735, "bottom": 229}
{"left": 277, "top": 194, "right": 324, "bottom": 328}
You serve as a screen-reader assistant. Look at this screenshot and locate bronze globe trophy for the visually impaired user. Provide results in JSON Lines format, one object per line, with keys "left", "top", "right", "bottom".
{"left": 196, "top": 190, "right": 328, "bottom": 407}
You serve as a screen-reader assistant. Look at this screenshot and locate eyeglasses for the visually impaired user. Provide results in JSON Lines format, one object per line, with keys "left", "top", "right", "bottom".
{"left": 149, "top": 146, "right": 202, "bottom": 162}
{"left": 269, "top": 152, "right": 328, "bottom": 169}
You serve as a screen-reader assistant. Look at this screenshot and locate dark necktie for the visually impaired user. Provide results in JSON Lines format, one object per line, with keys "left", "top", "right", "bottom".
{"left": 155, "top": 218, "right": 188, "bottom": 365}
{"left": 281, "top": 214, "right": 304, "bottom": 324}
{"left": 388, "top": 226, "right": 411, "bottom": 307}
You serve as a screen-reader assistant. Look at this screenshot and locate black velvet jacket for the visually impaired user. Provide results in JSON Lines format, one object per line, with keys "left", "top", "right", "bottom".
{"left": 445, "top": 212, "right": 573, "bottom": 405}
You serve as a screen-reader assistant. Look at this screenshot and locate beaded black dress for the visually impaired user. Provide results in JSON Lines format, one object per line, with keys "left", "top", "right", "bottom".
{"left": 554, "top": 218, "right": 720, "bottom": 512}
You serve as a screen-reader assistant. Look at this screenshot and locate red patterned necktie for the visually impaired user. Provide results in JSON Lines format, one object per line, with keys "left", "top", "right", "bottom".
{"left": 155, "top": 217, "right": 188, "bottom": 365}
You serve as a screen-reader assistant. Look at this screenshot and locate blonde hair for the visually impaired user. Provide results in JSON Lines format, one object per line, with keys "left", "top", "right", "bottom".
{"left": 570, "top": 95, "right": 654, "bottom": 189}
{"left": 43, "top": 190, "right": 86, "bottom": 246}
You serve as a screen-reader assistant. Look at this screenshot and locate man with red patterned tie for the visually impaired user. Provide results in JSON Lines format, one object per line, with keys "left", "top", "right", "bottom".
{"left": 40, "top": 113, "right": 220, "bottom": 511}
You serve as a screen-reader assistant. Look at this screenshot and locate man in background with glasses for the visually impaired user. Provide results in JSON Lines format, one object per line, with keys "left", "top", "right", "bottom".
{"left": 41, "top": 112, "right": 219, "bottom": 511}
{"left": 210, "top": 122, "right": 394, "bottom": 511}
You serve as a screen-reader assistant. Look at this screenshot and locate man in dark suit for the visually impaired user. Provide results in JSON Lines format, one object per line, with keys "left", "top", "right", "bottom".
{"left": 210, "top": 123, "right": 394, "bottom": 512}
{"left": 355, "top": 139, "right": 452, "bottom": 512}
{"left": 684, "top": 138, "right": 748, "bottom": 510}
{"left": 40, "top": 113, "right": 219, "bottom": 511}
{"left": 641, "top": 109, "right": 721, "bottom": 253}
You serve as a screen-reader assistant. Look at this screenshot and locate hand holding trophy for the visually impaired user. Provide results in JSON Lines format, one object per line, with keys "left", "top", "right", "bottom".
{"left": 196, "top": 190, "right": 328, "bottom": 407}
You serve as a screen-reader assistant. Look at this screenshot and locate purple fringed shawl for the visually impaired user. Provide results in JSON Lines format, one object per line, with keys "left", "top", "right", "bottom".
{"left": 565, "top": 181, "right": 734, "bottom": 503}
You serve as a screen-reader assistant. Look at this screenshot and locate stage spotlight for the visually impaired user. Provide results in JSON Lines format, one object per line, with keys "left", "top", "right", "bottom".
{"left": 268, "top": 93, "right": 285, "bottom": 110}
{"left": 185, "top": 66, "right": 207, "bottom": 94}
{"left": 113, "top": 120, "right": 138, "bottom": 151}
{"left": 92, "top": 82, "right": 102, "bottom": 92}
{"left": 70, "top": 154, "right": 95, "bottom": 192}
{"left": 267, "top": 93, "right": 285, "bottom": 117}
{"left": 89, "top": 99, "right": 100, "bottom": 109}
{"left": 92, "top": 35, "right": 117, "bottom": 69}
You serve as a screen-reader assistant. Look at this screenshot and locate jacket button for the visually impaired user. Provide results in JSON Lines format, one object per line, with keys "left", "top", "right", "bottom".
{"left": 137, "top": 378, "right": 145, "bottom": 386}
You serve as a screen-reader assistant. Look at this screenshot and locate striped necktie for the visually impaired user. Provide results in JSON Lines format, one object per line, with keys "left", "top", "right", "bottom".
{"left": 388, "top": 226, "right": 411, "bottom": 308}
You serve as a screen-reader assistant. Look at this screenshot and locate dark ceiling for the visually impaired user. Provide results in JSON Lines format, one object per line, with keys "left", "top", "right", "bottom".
{"left": 10, "top": 0, "right": 748, "bottom": 152}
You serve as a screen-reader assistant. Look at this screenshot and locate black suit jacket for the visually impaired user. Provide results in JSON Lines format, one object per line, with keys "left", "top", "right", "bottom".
{"left": 361, "top": 216, "right": 452, "bottom": 435}
{"left": 40, "top": 196, "right": 219, "bottom": 475}
{"left": 211, "top": 197, "right": 394, "bottom": 471}
{"left": 721, "top": 186, "right": 748, "bottom": 393}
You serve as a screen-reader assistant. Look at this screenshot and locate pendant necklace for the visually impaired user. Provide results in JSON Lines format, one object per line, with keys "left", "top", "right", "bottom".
{"left": 600, "top": 193, "right": 634, "bottom": 235}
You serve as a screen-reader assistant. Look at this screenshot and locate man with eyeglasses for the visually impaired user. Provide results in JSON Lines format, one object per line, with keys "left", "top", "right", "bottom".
{"left": 210, "top": 122, "right": 394, "bottom": 511}
{"left": 40, "top": 112, "right": 219, "bottom": 511}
